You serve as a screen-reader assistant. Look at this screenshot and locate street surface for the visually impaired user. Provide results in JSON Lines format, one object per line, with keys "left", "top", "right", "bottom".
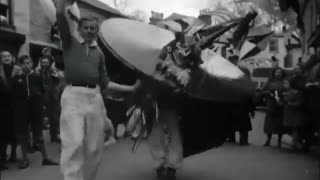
{"left": 1, "top": 111, "right": 319, "bottom": 180}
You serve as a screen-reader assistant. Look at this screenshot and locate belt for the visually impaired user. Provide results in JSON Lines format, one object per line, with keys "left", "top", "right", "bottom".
{"left": 70, "top": 83, "right": 97, "bottom": 88}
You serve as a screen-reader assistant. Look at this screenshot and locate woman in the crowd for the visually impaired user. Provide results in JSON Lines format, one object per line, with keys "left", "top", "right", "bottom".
{"left": 302, "top": 54, "right": 320, "bottom": 151}
{"left": 263, "top": 67, "right": 287, "bottom": 148}
{"left": 282, "top": 79, "right": 305, "bottom": 150}
{"left": 0, "top": 51, "right": 20, "bottom": 170}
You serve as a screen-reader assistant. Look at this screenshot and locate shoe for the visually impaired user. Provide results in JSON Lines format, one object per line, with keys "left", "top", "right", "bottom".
{"left": 8, "top": 155, "right": 18, "bottom": 162}
{"left": 42, "top": 158, "right": 59, "bottom": 166}
{"left": 166, "top": 167, "right": 177, "bottom": 180}
{"left": 33, "top": 144, "right": 41, "bottom": 152}
{"left": 27, "top": 144, "right": 35, "bottom": 153}
{"left": 18, "top": 160, "right": 30, "bottom": 169}
{"left": 240, "top": 142, "right": 249, "bottom": 146}
{"left": 0, "top": 163, "right": 8, "bottom": 170}
{"left": 156, "top": 166, "right": 166, "bottom": 180}
{"left": 277, "top": 141, "right": 282, "bottom": 148}
{"left": 104, "top": 137, "right": 116, "bottom": 147}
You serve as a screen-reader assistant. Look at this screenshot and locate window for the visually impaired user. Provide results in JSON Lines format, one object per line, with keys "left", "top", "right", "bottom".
{"left": 269, "top": 38, "right": 278, "bottom": 52}
{"left": 0, "top": 0, "right": 12, "bottom": 25}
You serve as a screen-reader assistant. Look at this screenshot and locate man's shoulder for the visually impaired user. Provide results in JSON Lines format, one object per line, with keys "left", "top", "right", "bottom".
{"left": 94, "top": 45, "right": 105, "bottom": 61}
{"left": 61, "top": 36, "right": 81, "bottom": 51}
{"left": 97, "top": 46, "right": 104, "bottom": 55}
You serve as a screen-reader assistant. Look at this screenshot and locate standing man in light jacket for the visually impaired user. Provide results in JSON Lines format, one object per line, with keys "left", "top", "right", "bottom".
{"left": 56, "top": 0, "right": 139, "bottom": 180}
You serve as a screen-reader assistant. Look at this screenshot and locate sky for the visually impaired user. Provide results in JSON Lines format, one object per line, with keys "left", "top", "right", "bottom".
{"left": 99, "top": 0, "right": 230, "bottom": 19}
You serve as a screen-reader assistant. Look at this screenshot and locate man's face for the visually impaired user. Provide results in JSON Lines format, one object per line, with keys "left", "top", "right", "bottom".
{"left": 78, "top": 20, "right": 98, "bottom": 42}
{"left": 21, "top": 59, "right": 33, "bottom": 73}
{"left": 41, "top": 58, "right": 50, "bottom": 69}
{"left": 1, "top": 51, "right": 13, "bottom": 65}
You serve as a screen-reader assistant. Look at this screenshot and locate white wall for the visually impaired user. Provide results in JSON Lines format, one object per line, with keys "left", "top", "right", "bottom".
{"left": 13, "top": 0, "right": 30, "bottom": 35}
{"left": 14, "top": 0, "right": 30, "bottom": 56}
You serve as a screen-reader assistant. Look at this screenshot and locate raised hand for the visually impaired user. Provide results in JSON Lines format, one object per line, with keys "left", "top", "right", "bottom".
{"left": 133, "top": 79, "right": 142, "bottom": 91}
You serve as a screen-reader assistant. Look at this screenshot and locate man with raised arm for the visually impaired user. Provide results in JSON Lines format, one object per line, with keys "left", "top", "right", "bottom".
{"left": 56, "top": 1, "right": 139, "bottom": 180}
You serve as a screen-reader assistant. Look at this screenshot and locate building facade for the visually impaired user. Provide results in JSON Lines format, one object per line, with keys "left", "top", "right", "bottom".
{"left": 0, "top": 0, "right": 124, "bottom": 64}
{"left": 149, "top": 11, "right": 163, "bottom": 25}
{"left": 0, "top": 0, "right": 28, "bottom": 57}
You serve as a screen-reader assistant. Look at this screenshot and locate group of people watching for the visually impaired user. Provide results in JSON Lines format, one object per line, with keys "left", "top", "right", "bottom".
{"left": 1, "top": 48, "right": 319, "bottom": 171}
{"left": 262, "top": 60, "right": 320, "bottom": 151}
{"left": 0, "top": 50, "right": 64, "bottom": 170}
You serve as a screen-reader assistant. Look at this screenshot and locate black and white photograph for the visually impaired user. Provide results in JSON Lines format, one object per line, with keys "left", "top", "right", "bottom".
{"left": 0, "top": 0, "right": 319, "bottom": 180}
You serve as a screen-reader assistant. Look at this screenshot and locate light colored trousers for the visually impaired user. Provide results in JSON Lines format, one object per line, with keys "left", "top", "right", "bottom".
{"left": 60, "top": 85, "right": 112, "bottom": 180}
{"left": 147, "top": 107, "right": 183, "bottom": 169}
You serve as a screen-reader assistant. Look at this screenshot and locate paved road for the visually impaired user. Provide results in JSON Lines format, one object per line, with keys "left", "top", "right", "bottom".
{"left": 2, "top": 111, "right": 319, "bottom": 180}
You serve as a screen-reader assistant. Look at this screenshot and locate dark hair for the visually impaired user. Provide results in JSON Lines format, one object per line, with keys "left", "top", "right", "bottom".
{"left": 78, "top": 16, "right": 99, "bottom": 28}
{"left": 271, "top": 56, "right": 278, "bottom": 62}
{"left": 270, "top": 67, "right": 286, "bottom": 79}
{"left": 19, "top": 55, "right": 32, "bottom": 64}
{"left": 239, "top": 67, "right": 250, "bottom": 76}
{"left": 40, "top": 55, "right": 53, "bottom": 64}
{"left": 0, "top": 50, "right": 11, "bottom": 55}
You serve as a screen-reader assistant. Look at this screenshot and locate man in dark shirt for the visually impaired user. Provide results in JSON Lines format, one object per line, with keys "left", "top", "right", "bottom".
{"left": 56, "top": 1, "right": 139, "bottom": 180}
{"left": 12, "top": 55, "right": 58, "bottom": 169}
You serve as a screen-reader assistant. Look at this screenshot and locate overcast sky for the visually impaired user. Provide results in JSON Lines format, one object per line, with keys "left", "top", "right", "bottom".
{"left": 99, "top": 0, "right": 231, "bottom": 18}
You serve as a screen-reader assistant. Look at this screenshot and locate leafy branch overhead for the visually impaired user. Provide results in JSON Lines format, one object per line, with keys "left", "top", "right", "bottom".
{"left": 212, "top": 0, "right": 298, "bottom": 31}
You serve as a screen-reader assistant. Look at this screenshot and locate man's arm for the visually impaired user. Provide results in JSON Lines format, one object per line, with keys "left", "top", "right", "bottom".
{"left": 56, "top": 0, "right": 74, "bottom": 48}
{"left": 98, "top": 52, "right": 110, "bottom": 91}
{"left": 107, "top": 82, "right": 137, "bottom": 93}
{"left": 98, "top": 52, "right": 138, "bottom": 93}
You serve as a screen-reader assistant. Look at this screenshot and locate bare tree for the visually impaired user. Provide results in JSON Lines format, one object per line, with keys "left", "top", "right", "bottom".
{"left": 113, "top": 0, "right": 128, "bottom": 13}
{"left": 129, "top": 10, "right": 148, "bottom": 22}
{"left": 232, "top": 0, "right": 297, "bottom": 30}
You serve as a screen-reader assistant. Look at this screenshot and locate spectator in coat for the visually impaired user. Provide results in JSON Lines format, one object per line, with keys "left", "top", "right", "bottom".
{"left": 227, "top": 67, "right": 255, "bottom": 145}
{"left": 303, "top": 57, "right": 320, "bottom": 151}
{"left": 12, "top": 55, "right": 58, "bottom": 169}
{"left": 0, "top": 51, "right": 20, "bottom": 170}
{"left": 263, "top": 68, "right": 287, "bottom": 148}
{"left": 282, "top": 79, "right": 305, "bottom": 150}
{"left": 37, "top": 55, "right": 62, "bottom": 143}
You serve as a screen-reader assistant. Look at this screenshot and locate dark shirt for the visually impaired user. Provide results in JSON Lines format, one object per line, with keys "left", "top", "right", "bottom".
{"left": 57, "top": 7, "right": 109, "bottom": 90}
{"left": 12, "top": 71, "right": 45, "bottom": 100}
{"left": 0, "top": 64, "right": 14, "bottom": 94}
{"left": 4, "top": 64, "right": 13, "bottom": 80}
{"left": 39, "top": 68, "right": 59, "bottom": 91}
{"left": 290, "top": 75, "right": 306, "bottom": 91}
{"left": 63, "top": 38, "right": 109, "bottom": 90}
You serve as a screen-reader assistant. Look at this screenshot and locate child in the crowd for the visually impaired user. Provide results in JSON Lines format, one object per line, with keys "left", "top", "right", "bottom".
{"left": 282, "top": 79, "right": 305, "bottom": 150}
{"left": 12, "top": 55, "right": 58, "bottom": 169}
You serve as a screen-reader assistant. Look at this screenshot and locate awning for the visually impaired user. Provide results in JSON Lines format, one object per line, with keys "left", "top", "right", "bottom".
{"left": 0, "top": 29, "right": 26, "bottom": 44}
